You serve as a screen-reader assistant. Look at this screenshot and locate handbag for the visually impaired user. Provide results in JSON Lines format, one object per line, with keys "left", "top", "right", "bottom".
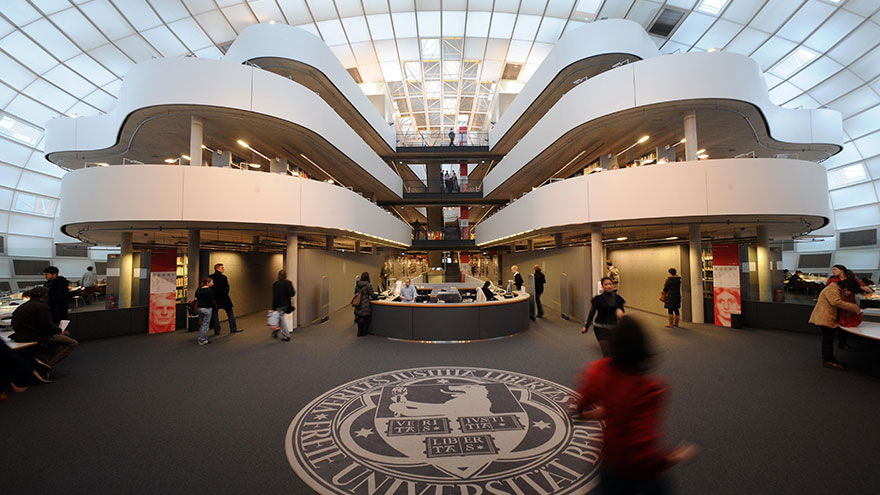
{"left": 659, "top": 290, "right": 666, "bottom": 303}
{"left": 351, "top": 287, "right": 365, "bottom": 307}
{"left": 267, "top": 310, "right": 280, "bottom": 328}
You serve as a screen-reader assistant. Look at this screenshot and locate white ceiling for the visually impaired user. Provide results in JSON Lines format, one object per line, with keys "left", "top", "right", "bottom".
{"left": 1, "top": 0, "right": 880, "bottom": 255}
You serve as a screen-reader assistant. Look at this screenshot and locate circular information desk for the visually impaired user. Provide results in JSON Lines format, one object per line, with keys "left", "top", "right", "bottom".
{"left": 370, "top": 291, "right": 530, "bottom": 341}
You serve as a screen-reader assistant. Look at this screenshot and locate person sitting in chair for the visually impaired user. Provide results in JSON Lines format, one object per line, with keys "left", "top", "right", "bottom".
{"left": 11, "top": 287, "right": 77, "bottom": 374}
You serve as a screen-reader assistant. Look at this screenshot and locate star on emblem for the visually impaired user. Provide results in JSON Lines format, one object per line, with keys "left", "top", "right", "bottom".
{"left": 314, "top": 413, "right": 328, "bottom": 420}
{"left": 567, "top": 402, "right": 579, "bottom": 410}
{"left": 355, "top": 428, "right": 374, "bottom": 438}
{"left": 532, "top": 420, "right": 551, "bottom": 430}
{"left": 436, "top": 379, "right": 450, "bottom": 384}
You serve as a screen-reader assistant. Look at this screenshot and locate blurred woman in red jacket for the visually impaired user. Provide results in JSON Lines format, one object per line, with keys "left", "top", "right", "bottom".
{"left": 574, "top": 316, "right": 698, "bottom": 494}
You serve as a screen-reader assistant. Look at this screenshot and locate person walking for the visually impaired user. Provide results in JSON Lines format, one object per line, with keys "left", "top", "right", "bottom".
{"left": 809, "top": 277, "right": 862, "bottom": 370}
{"left": 209, "top": 263, "right": 242, "bottom": 335}
{"left": 354, "top": 272, "right": 377, "bottom": 337}
{"left": 606, "top": 261, "right": 620, "bottom": 293}
{"left": 195, "top": 277, "right": 215, "bottom": 346}
{"left": 533, "top": 265, "right": 546, "bottom": 318}
{"left": 81, "top": 266, "right": 97, "bottom": 305}
{"left": 583, "top": 277, "right": 626, "bottom": 357}
{"left": 573, "top": 316, "right": 699, "bottom": 493}
{"left": 42, "top": 266, "right": 70, "bottom": 324}
{"left": 271, "top": 269, "right": 295, "bottom": 342}
{"left": 661, "top": 268, "right": 682, "bottom": 328}
{"left": 825, "top": 264, "right": 872, "bottom": 351}
{"left": 448, "top": 128, "right": 455, "bottom": 146}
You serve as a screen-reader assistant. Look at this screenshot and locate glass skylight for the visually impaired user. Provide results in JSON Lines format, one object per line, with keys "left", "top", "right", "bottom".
{"left": 0, "top": 114, "right": 41, "bottom": 146}
{"left": 697, "top": 0, "right": 730, "bottom": 16}
{"left": 770, "top": 47, "right": 818, "bottom": 78}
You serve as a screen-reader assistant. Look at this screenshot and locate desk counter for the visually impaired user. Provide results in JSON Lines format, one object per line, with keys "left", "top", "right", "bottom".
{"left": 369, "top": 291, "right": 530, "bottom": 341}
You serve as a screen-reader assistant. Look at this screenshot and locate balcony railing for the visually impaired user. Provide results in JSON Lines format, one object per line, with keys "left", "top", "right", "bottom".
{"left": 403, "top": 179, "right": 480, "bottom": 194}
{"left": 397, "top": 131, "right": 489, "bottom": 148}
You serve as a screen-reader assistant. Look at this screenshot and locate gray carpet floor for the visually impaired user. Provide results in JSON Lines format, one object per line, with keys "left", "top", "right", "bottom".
{"left": 2, "top": 307, "right": 879, "bottom": 495}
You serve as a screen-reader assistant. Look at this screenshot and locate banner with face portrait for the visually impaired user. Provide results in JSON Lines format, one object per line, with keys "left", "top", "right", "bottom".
{"left": 149, "top": 249, "right": 178, "bottom": 334}
{"left": 712, "top": 243, "right": 741, "bottom": 327}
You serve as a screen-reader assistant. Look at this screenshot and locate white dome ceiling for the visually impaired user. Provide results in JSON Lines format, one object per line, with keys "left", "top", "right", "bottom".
{"left": 0, "top": 0, "right": 879, "bottom": 267}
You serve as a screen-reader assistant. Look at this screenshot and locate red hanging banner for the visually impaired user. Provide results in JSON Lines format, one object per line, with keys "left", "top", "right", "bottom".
{"left": 711, "top": 243, "right": 741, "bottom": 327}
{"left": 149, "top": 248, "right": 178, "bottom": 334}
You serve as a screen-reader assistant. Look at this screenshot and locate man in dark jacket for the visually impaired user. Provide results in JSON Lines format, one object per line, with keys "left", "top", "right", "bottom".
{"left": 209, "top": 263, "right": 242, "bottom": 335}
{"left": 42, "top": 266, "right": 70, "bottom": 324}
{"left": 12, "top": 286, "right": 77, "bottom": 369}
{"left": 512, "top": 266, "right": 524, "bottom": 291}
{"left": 534, "top": 265, "right": 546, "bottom": 318}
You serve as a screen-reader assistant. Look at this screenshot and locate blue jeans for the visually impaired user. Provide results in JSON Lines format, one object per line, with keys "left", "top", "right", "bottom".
{"left": 198, "top": 308, "right": 212, "bottom": 343}
{"left": 211, "top": 307, "right": 237, "bottom": 334}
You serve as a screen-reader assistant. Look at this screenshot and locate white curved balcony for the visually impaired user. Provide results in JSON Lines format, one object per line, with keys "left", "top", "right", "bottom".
{"left": 59, "top": 165, "right": 411, "bottom": 247}
{"left": 482, "top": 51, "right": 843, "bottom": 197}
{"left": 475, "top": 158, "right": 831, "bottom": 246}
{"left": 489, "top": 19, "right": 661, "bottom": 151}
{"left": 44, "top": 57, "right": 403, "bottom": 199}
{"left": 223, "top": 24, "right": 396, "bottom": 153}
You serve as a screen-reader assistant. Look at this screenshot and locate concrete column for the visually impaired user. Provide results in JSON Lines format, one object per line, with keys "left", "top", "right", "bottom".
{"left": 756, "top": 225, "right": 771, "bottom": 302}
{"left": 590, "top": 224, "right": 603, "bottom": 298}
{"left": 688, "top": 224, "right": 704, "bottom": 323}
{"left": 189, "top": 117, "right": 203, "bottom": 166}
{"left": 354, "top": 240, "right": 361, "bottom": 254}
{"left": 684, "top": 110, "right": 698, "bottom": 161}
{"left": 527, "top": 239, "right": 534, "bottom": 252}
{"left": 554, "top": 233, "right": 563, "bottom": 249}
{"left": 120, "top": 232, "right": 133, "bottom": 308}
{"left": 187, "top": 229, "right": 200, "bottom": 302}
{"left": 287, "top": 234, "right": 298, "bottom": 329}
{"left": 326, "top": 235, "right": 333, "bottom": 251}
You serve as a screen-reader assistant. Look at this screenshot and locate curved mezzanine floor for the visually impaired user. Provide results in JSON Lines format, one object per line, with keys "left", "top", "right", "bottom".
{"left": 1, "top": 308, "right": 879, "bottom": 495}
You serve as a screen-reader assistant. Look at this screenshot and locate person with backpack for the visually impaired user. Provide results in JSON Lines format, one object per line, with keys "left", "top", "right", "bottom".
{"left": 271, "top": 270, "right": 295, "bottom": 341}
{"left": 353, "top": 272, "right": 377, "bottom": 337}
{"left": 195, "top": 277, "right": 215, "bottom": 346}
{"left": 661, "top": 268, "right": 682, "bottom": 328}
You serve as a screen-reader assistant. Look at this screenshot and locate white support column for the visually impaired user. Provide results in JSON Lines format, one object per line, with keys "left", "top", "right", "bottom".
{"left": 684, "top": 110, "right": 698, "bottom": 161}
{"left": 287, "top": 234, "right": 299, "bottom": 329}
{"left": 189, "top": 117, "right": 203, "bottom": 166}
{"left": 756, "top": 225, "right": 771, "bottom": 302}
{"left": 590, "top": 224, "right": 603, "bottom": 298}
{"left": 689, "top": 224, "right": 704, "bottom": 324}
{"left": 120, "top": 232, "right": 133, "bottom": 309}
{"left": 187, "top": 229, "right": 200, "bottom": 302}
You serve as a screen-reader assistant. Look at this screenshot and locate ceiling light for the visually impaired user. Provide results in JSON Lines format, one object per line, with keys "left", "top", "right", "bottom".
{"left": 616, "top": 237, "right": 628, "bottom": 241}
{"left": 697, "top": 149, "right": 705, "bottom": 154}
{"left": 164, "top": 158, "right": 177, "bottom": 164}
{"left": 326, "top": 179, "right": 334, "bottom": 184}
{"left": 617, "top": 136, "right": 650, "bottom": 156}
{"left": 181, "top": 154, "right": 191, "bottom": 161}
{"left": 707, "top": 48, "right": 718, "bottom": 53}
{"left": 96, "top": 162, "right": 109, "bottom": 167}
{"left": 697, "top": 154, "right": 709, "bottom": 159}
{"left": 665, "top": 236, "right": 678, "bottom": 240}
{"left": 68, "top": 113, "right": 78, "bottom": 118}
{"left": 237, "top": 140, "right": 248, "bottom": 148}
{"left": 248, "top": 163, "right": 261, "bottom": 169}
{"left": 269, "top": 20, "right": 276, "bottom": 24}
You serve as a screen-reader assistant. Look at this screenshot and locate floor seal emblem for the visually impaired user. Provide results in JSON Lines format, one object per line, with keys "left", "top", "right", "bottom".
{"left": 286, "top": 366, "right": 601, "bottom": 494}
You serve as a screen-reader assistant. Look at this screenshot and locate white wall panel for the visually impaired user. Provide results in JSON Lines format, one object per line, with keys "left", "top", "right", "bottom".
{"left": 58, "top": 165, "right": 410, "bottom": 246}
{"left": 16, "top": 170, "right": 62, "bottom": 197}
{"left": 0, "top": 186, "right": 14, "bottom": 210}
{"left": 0, "top": 163, "right": 23, "bottom": 189}
{"left": 835, "top": 204, "right": 880, "bottom": 230}
{"left": 833, "top": 249, "right": 880, "bottom": 270}
{"left": 6, "top": 213, "right": 54, "bottom": 237}
{"left": 4, "top": 235, "right": 53, "bottom": 257}
{"left": 477, "top": 158, "right": 830, "bottom": 245}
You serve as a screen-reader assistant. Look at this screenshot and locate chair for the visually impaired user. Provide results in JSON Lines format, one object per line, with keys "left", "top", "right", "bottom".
{"left": 71, "top": 295, "right": 84, "bottom": 308}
